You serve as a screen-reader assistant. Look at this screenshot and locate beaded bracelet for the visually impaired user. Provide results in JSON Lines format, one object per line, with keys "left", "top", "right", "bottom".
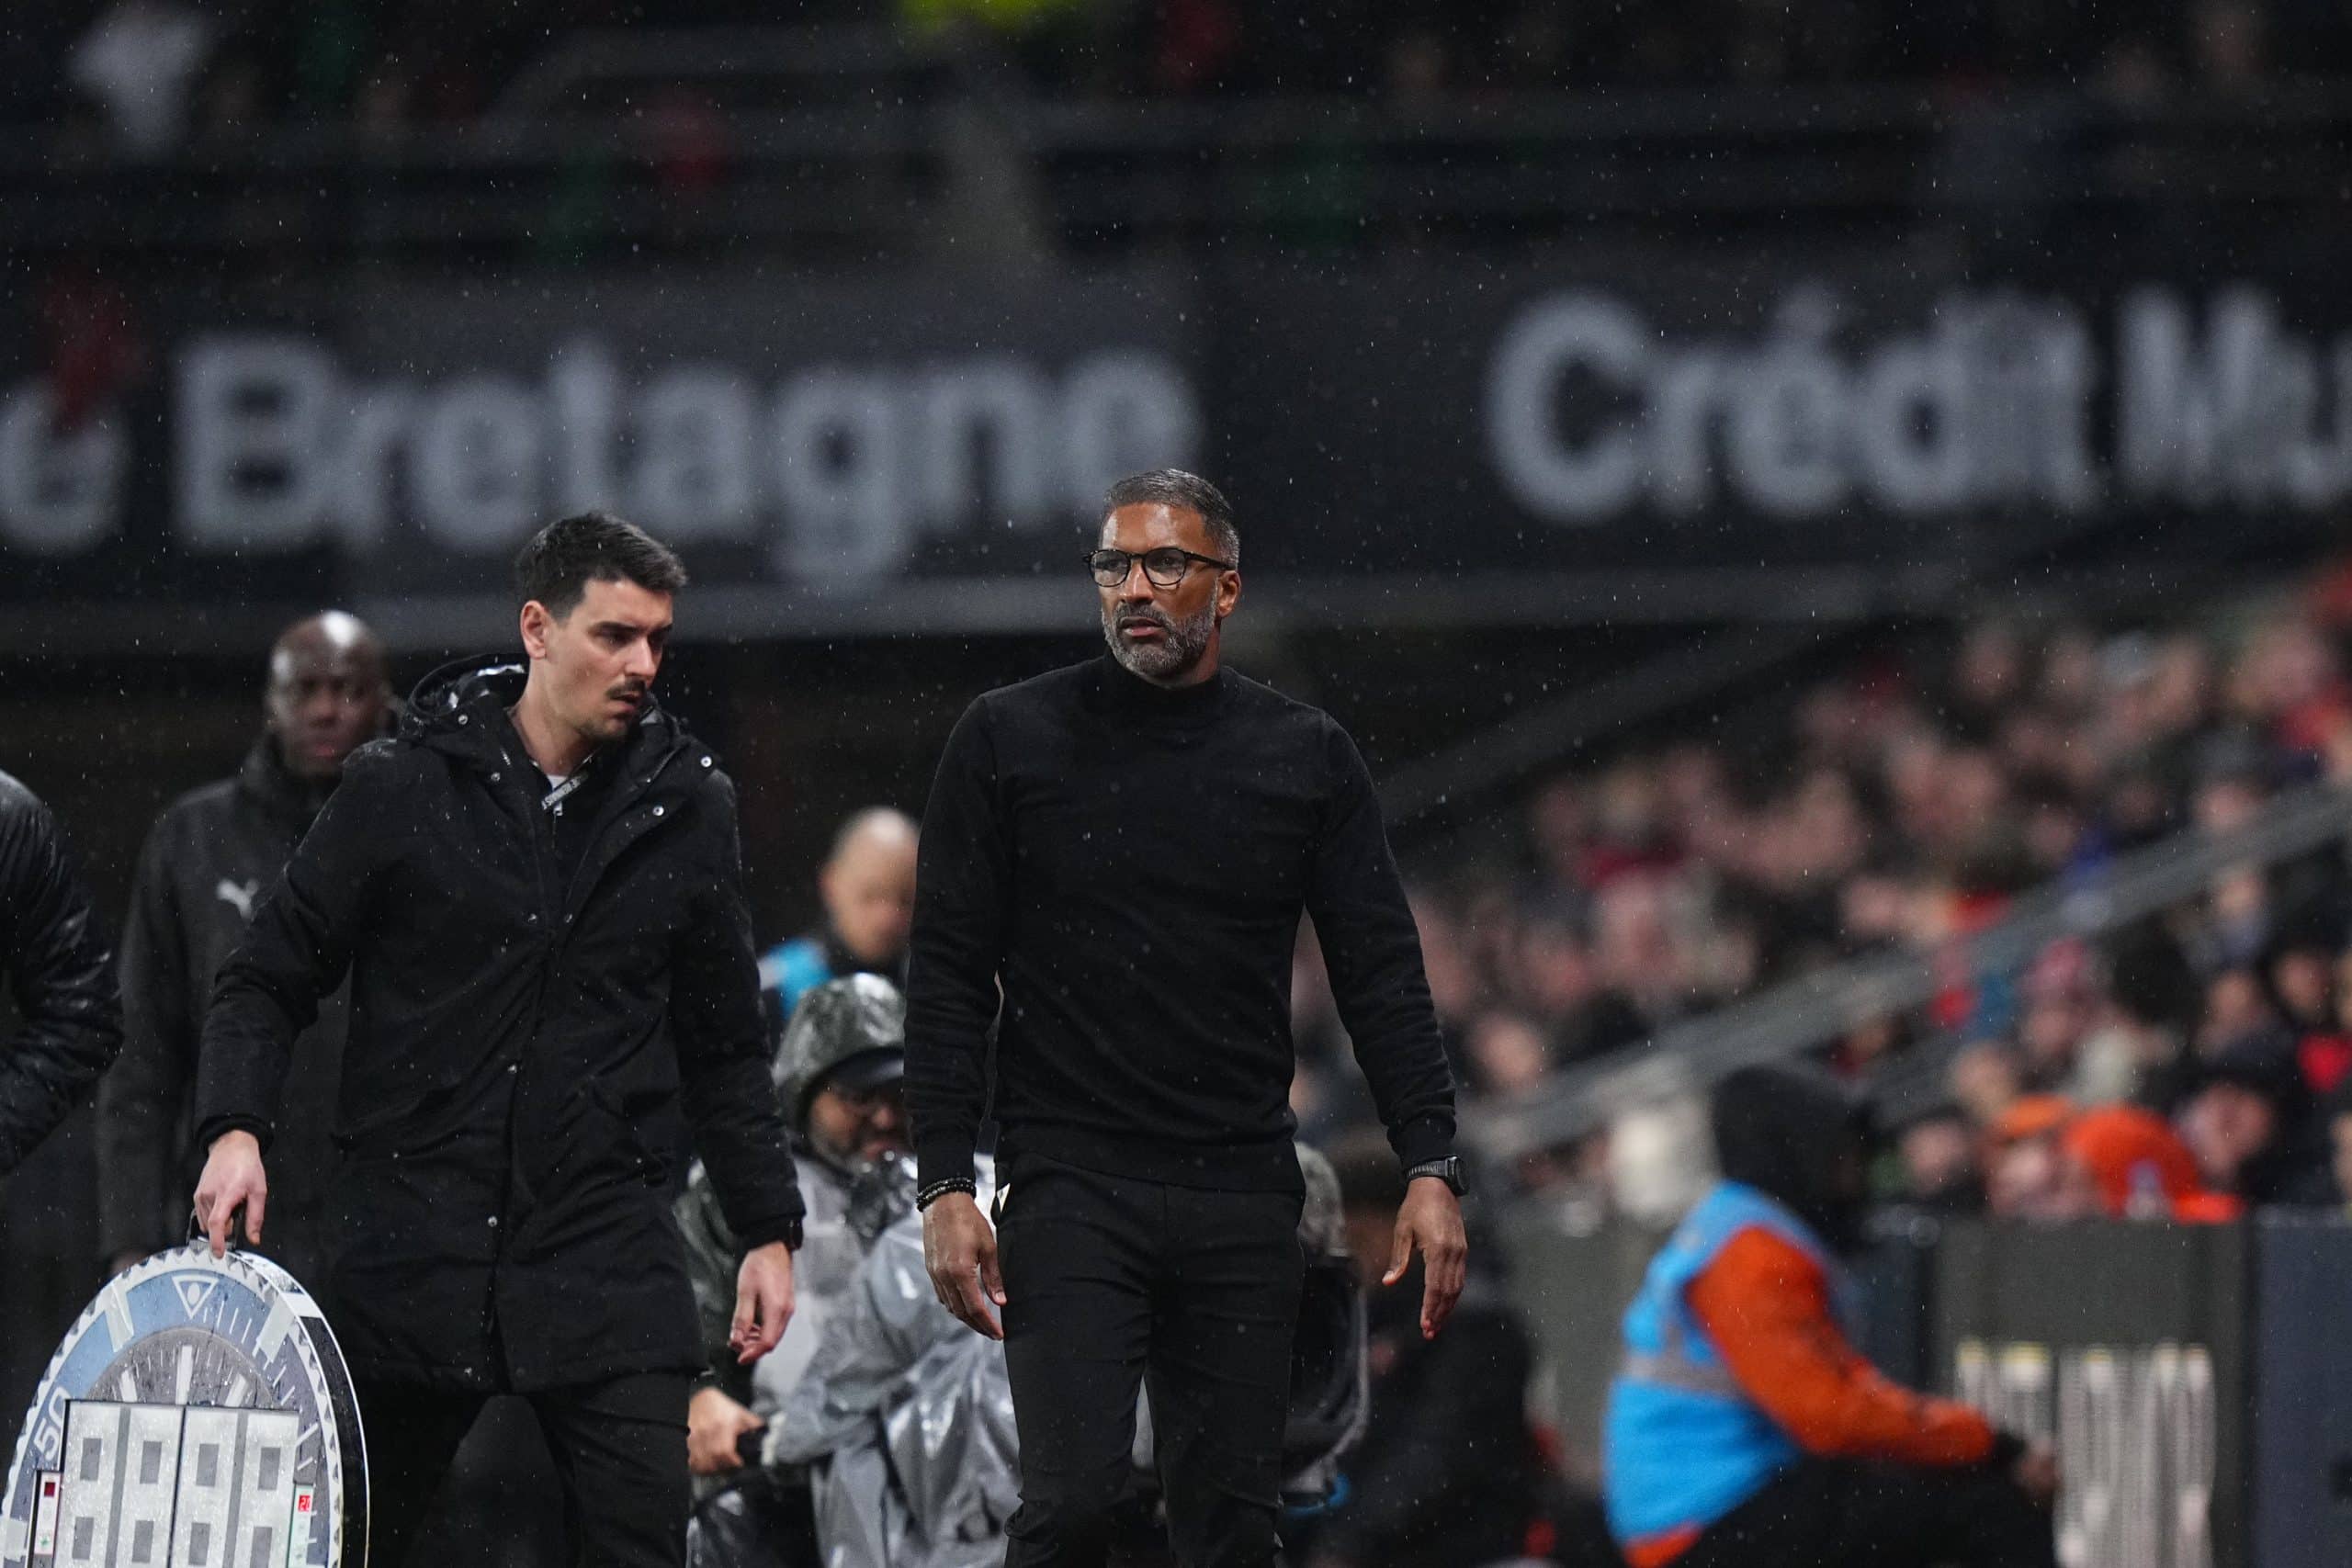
{"left": 917, "top": 1177, "right": 978, "bottom": 1211}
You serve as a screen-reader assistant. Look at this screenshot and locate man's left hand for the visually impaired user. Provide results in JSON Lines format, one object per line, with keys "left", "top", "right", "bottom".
{"left": 730, "top": 1241, "right": 796, "bottom": 1363}
{"left": 1385, "top": 1178, "right": 1467, "bottom": 1339}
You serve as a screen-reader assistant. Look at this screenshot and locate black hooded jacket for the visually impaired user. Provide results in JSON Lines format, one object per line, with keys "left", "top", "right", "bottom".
{"left": 0, "top": 770, "right": 121, "bottom": 1175}
{"left": 1712, "top": 1063, "right": 1872, "bottom": 1255}
{"left": 196, "top": 658, "right": 803, "bottom": 1392}
{"left": 100, "top": 739, "right": 353, "bottom": 1277}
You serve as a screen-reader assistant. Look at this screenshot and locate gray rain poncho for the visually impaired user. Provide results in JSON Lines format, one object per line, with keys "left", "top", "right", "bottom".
{"left": 766, "top": 1158, "right": 1016, "bottom": 1568}
{"left": 692, "top": 1146, "right": 1361, "bottom": 1568}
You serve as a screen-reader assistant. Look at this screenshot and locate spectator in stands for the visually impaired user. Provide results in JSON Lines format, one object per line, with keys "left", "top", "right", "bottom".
{"left": 2015, "top": 939, "right": 2098, "bottom": 1090}
{"left": 2177, "top": 1032, "right": 2336, "bottom": 1204}
{"left": 1983, "top": 1096, "right": 2078, "bottom": 1220}
{"left": 2327, "top": 1077, "right": 2352, "bottom": 1212}
{"left": 760, "top": 807, "right": 917, "bottom": 1029}
{"left": 1303, "top": 1132, "right": 1537, "bottom": 1568}
{"left": 2259, "top": 913, "right": 2346, "bottom": 1056}
{"left": 2072, "top": 923, "right": 2198, "bottom": 1106}
{"left": 1886, "top": 1100, "right": 1984, "bottom": 1213}
{"left": 1604, "top": 1063, "right": 2057, "bottom": 1568}
{"left": 2303, "top": 948, "right": 2352, "bottom": 1096}
{"left": 2059, "top": 1105, "right": 2240, "bottom": 1222}
{"left": 1277, "top": 604, "right": 2352, "bottom": 1224}
{"left": 2196, "top": 966, "right": 2278, "bottom": 1054}
{"left": 1464, "top": 1010, "right": 1554, "bottom": 1100}
{"left": 1948, "top": 1038, "right": 2027, "bottom": 1129}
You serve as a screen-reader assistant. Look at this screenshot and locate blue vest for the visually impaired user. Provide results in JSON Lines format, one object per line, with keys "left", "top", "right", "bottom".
{"left": 759, "top": 937, "right": 835, "bottom": 1025}
{"left": 1601, "top": 1181, "right": 1846, "bottom": 1550}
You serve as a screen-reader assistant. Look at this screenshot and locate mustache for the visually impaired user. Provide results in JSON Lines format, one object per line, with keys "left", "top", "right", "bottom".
{"left": 1114, "top": 609, "right": 1173, "bottom": 632}
{"left": 608, "top": 684, "right": 649, "bottom": 701}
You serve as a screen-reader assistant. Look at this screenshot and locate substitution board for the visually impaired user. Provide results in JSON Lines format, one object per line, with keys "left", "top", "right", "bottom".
{"left": 0, "top": 1247, "right": 366, "bottom": 1568}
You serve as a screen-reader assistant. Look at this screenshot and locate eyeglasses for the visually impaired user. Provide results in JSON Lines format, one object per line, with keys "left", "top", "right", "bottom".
{"left": 828, "top": 1080, "right": 902, "bottom": 1114}
{"left": 1085, "top": 547, "right": 1235, "bottom": 588}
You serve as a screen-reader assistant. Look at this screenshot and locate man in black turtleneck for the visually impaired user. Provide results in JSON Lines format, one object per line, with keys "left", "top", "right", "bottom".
{"left": 99, "top": 611, "right": 392, "bottom": 1284}
{"left": 907, "top": 468, "right": 1466, "bottom": 1568}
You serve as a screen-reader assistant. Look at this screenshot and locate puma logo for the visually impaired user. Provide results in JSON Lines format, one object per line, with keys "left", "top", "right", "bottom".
{"left": 215, "top": 878, "right": 261, "bottom": 920}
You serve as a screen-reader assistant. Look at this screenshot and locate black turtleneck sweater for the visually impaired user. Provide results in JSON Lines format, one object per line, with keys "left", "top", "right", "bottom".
{"left": 907, "top": 656, "right": 1456, "bottom": 1192}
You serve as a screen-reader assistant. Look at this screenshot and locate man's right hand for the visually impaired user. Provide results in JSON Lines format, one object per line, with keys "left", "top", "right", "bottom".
{"left": 194, "top": 1131, "right": 267, "bottom": 1259}
{"left": 686, "top": 1387, "right": 764, "bottom": 1477}
{"left": 921, "top": 1190, "right": 1004, "bottom": 1340}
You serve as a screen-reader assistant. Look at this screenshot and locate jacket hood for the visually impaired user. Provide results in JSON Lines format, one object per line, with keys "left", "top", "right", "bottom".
{"left": 401, "top": 654, "right": 692, "bottom": 773}
{"left": 403, "top": 655, "right": 531, "bottom": 742}
{"left": 775, "top": 973, "right": 908, "bottom": 1130}
{"left": 1711, "top": 1062, "right": 1872, "bottom": 1251}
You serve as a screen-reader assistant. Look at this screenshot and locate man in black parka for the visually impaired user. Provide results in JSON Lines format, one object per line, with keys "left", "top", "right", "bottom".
{"left": 99, "top": 611, "right": 391, "bottom": 1282}
{"left": 0, "top": 769, "right": 121, "bottom": 1178}
{"left": 194, "top": 513, "right": 805, "bottom": 1568}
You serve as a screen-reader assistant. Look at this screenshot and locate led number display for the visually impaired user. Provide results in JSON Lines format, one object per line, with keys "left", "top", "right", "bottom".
{"left": 0, "top": 1248, "right": 364, "bottom": 1568}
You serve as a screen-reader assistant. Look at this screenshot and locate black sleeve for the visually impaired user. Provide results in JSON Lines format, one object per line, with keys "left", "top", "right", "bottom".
{"left": 671, "top": 772, "right": 805, "bottom": 1250}
{"left": 97, "top": 813, "right": 194, "bottom": 1255}
{"left": 0, "top": 780, "right": 124, "bottom": 1175}
{"left": 193, "top": 753, "right": 387, "bottom": 1151}
{"left": 1304, "top": 718, "right": 1456, "bottom": 1171}
{"left": 904, "top": 698, "right": 1012, "bottom": 1190}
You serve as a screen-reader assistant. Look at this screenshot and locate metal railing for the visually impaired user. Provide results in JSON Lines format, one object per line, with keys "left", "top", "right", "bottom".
{"left": 6, "top": 26, "right": 2349, "bottom": 265}
{"left": 1467, "top": 775, "right": 2352, "bottom": 1162}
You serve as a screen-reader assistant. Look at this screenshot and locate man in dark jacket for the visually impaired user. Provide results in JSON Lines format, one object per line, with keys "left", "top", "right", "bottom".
{"left": 2177, "top": 1030, "right": 2337, "bottom": 1206}
{"left": 0, "top": 770, "right": 121, "bottom": 1177}
{"left": 98, "top": 611, "right": 390, "bottom": 1280}
{"left": 192, "top": 513, "right": 806, "bottom": 1568}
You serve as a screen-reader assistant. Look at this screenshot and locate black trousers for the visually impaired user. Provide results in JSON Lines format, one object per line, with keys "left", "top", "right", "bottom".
{"left": 1676, "top": 1456, "right": 2057, "bottom": 1568}
{"left": 998, "top": 1159, "right": 1305, "bottom": 1568}
{"left": 359, "top": 1373, "right": 693, "bottom": 1568}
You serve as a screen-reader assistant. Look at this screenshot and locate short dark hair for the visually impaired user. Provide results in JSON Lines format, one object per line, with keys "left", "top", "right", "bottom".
{"left": 513, "top": 511, "right": 688, "bottom": 620}
{"left": 1102, "top": 468, "right": 1240, "bottom": 568}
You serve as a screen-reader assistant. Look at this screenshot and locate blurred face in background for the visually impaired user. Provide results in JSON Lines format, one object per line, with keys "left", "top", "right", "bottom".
{"left": 1948, "top": 1041, "right": 2023, "bottom": 1126}
{"left": 2180, "top": 1083, "right": 2276, "bottom": 1190}
{"left": 1466, "top": 1012, "right": 1552, "bottom": 1099}
{"left": 2199, "top": 967, "right": 2275, "bottom": 1050}
{"left": 266, "top": 613, "right": 389, "bottom": 782}
{"left": 804, "top": 1077, "right": 908, "bottom": 1167}
{"left": 1988, "top": 1130, "right": 2094, "bottom": 1220}
{"left": 2332, "top": 1111, "right": 2352, "bottom": 1207}
{"left": 2268, "top": 947, "right": 2335, "bottom": 1030}
{"left": 822, "top": 815, "right": 919, "bottom": 964}
{"left": 1899, "top": 1115, "right": 1980, "bottom": 1206}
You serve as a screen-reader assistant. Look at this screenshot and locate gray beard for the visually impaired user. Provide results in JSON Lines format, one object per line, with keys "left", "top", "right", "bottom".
{"left": 1103, "top": 600, "right": 1216, "bottom": 682}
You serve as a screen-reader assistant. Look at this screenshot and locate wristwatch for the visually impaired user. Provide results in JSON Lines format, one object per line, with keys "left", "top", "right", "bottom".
{"left": 1404, "top": 1156, "right": 1466, "bottom": 1196}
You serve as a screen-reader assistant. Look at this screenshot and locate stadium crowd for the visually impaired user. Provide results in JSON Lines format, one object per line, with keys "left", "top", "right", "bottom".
{"left": 10, "top": 0, "right": 2350, "bottom": 154}
{"left": 1298, "top": 567, "right": 2352, "bottom": 1234}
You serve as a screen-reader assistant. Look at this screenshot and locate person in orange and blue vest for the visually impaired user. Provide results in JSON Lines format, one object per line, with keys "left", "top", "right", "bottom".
{"left": 1604, "top": 1063, "right": 2059, "bottom": 1568}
